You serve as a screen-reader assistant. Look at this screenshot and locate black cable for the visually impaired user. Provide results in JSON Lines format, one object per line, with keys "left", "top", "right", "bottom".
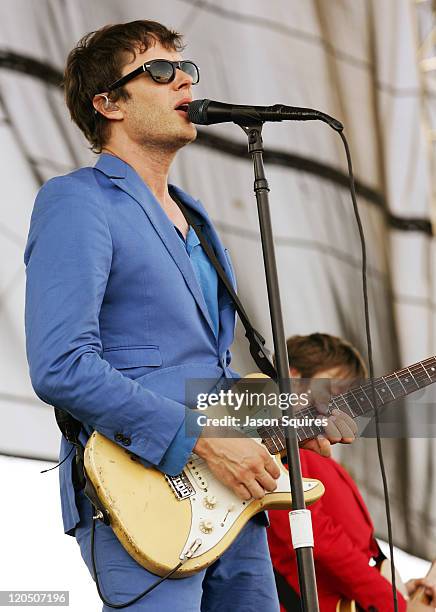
{"left": 40, "top": 445, "right": 74, "bottom": 473}
{"left": 90, "top": 515, "right": 184, "bottom": 609}
{"left": 338, "top": 129, "right": 398, "bottom": 612}
{"left": 41, "top": 439, "right": 188, "bottom": 606}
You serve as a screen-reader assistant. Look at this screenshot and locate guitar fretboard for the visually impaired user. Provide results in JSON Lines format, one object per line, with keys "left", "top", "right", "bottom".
{"left": 259, "top": 356, "right": 436, "bottom": 455}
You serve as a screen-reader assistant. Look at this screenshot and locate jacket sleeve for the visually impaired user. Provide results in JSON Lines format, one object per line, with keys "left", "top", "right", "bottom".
{"left": 24, "top": 176, "right": 200, "bottom": 474}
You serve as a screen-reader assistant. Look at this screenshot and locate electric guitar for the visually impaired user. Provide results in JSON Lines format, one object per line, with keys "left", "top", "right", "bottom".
{"left": 84, "top": 356, "right": 436, "bottom": 578}
{"left": 337, "top": 559, "right": 436, "bottom": 611}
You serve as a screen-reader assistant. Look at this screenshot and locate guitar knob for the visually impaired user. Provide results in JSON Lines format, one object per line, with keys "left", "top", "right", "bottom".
{"left": 199, "top": 520, "right": 214, "bottom": 534}
{"left": 203, "top": 495, "right": 217, "bottom": 509}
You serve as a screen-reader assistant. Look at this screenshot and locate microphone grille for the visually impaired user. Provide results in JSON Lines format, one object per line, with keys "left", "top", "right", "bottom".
{"left": 187, "top": 99, "right": 210, "bottom": 125}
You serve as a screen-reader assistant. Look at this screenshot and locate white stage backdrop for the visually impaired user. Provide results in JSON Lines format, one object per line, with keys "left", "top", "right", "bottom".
{"left": 0, "top": 0, "right": 434, "bottom": 558}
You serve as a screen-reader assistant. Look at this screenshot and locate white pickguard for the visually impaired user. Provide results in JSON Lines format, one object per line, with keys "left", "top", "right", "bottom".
{"left": 177, "top": 441, "right": 319, "bottom": 560}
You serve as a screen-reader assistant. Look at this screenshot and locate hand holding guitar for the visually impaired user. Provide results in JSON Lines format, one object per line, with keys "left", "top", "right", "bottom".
{"left": 255, "top": 370, "right": 357, "bottom": 460}
{"left": 193, "top": 433, "right": 281, "bottom": 500}
{"left": 293, "top": 373, "right": 358, "bottom": 458}
{"left": 299, "top": 408, "right": 357, "bottom": 458}
{"left": 194, "top": 407, "right": 357, "bottom": 501}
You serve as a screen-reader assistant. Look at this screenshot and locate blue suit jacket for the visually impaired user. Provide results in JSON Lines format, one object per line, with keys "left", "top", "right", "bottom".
{"left": 24, "top": 153, "right": 238, "bottom": 535}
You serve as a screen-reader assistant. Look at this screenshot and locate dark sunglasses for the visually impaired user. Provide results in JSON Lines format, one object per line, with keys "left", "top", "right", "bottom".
{"left": 107, "top": 59, "right": 200, "bottom": 91}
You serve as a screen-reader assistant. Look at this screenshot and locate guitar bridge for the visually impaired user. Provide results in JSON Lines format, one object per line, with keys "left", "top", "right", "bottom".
{"left": 165, "top": 471, "right": 196, "bottom": 500}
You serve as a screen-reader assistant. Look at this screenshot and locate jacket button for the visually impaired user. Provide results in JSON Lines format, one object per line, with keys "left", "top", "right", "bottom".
{"left": 122, "top": 436, "right": 131, "bottom": 447}
{"left": 114, "top": 433, "right": 124, "bottom": 442}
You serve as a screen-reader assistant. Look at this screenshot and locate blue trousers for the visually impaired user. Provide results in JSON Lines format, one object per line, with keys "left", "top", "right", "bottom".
{"left": 75, "top": 491, "right": 280, "bottom": 611}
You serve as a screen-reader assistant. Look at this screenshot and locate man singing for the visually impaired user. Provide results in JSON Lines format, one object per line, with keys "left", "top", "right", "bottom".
{"left": 24, "top": 21, "right": 356, "bottom": 611}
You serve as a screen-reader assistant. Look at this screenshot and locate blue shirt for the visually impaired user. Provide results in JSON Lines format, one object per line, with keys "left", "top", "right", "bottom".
{"left": 156, "top": 221, "right": 220, "bottom": 474}
{"left": 174, "top": 224, "right": 219, "bottom": 337}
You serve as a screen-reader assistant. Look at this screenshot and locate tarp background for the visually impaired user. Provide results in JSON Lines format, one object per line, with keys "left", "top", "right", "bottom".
{"left": 0, "top": 0, "right": 434, "bottom": 558}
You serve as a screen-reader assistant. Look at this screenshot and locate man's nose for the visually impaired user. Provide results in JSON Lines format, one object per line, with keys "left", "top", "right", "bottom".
{"left": 174, "top": 67, "right": 194, "bottom": 89}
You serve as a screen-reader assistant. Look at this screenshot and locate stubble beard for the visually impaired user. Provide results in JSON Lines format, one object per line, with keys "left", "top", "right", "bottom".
{"left": 132, "top": 109, "right": 197, "bottom": 154}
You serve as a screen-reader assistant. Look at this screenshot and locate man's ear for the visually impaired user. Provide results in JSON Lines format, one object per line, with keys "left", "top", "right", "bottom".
{"left": 289, "top": 367, "right": 302, "bottom": 379}
{"left": 92, "top": 94, "right": 123, "bottom": 120}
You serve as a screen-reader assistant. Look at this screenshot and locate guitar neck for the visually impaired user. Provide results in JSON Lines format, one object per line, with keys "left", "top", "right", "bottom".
{"left": 260, "top": 356, "right": 436, "bottom": 454}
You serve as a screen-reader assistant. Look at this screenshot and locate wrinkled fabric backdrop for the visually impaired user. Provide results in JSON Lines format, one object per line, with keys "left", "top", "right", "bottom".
{"left": 0, "top": 0, "right": 434, "bottom": 558}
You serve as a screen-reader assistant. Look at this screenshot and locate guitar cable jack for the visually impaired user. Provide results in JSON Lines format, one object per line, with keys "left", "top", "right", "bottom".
{"left": 180, "top": 538, "right": 203, "bottom": 561}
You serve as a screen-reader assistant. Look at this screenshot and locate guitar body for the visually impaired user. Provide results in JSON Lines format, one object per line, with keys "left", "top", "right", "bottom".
{"left": 84, "top": 431, "right": 324, "bottom": 577}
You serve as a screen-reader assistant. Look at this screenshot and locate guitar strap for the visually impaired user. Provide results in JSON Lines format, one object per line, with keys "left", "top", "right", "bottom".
{"left": 170, "top": 189, "right": 277, "bottom": 381}
{"left": 53, "top": 406, "right": 109, "bottom": 522}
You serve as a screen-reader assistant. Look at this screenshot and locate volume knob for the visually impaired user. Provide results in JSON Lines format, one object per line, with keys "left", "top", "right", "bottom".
{"left": 203, "top": 495, "right": 217, "bottom": 509}
{"left": 199, "top": 520, "right": 214, "bottom": 534}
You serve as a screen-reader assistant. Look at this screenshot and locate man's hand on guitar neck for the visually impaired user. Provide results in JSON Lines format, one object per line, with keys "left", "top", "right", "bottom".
{"left": 300, "top": 408, "right": 358, "bottom": 458}
{"left": 193, "top": 407, "right": 357, "bottom": 501}
{"left": 290, "top": 373, "right": 358, "bottom": 458}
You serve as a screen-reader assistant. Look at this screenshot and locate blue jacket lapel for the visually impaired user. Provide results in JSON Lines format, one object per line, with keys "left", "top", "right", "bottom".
{"left": 169, "top": 185, "right": 238, "bottom": 355}
{"left": 171, "top": 186, "right": 238, "bottom": 356}
{"left": 94, "top": 154, "right": 216, "bottom": 336}
{"left": 169, "top": 185, "right": 235, "bottom": 291}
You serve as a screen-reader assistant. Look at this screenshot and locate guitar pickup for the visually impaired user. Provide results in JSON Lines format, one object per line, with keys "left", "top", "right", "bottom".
{"left": 186, "top": 460, "right": 208, "bottom": 491}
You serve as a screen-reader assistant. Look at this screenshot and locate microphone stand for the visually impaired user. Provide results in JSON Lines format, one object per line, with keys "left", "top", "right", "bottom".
{"left": 238, "top": 122, "right": 320, "bottom": 612}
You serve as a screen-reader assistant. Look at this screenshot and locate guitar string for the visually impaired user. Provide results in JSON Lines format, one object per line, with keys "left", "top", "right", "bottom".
{"left": 256, "top": 362, "right": 435, "bottom": 448}
{"left": 208, "top": 365, "right": 436, "bottom": 455}
{"left": 262, "top": 360, "right": 436, "bottom": 433}
{"left": 185, "top": 359, "right": 436, "bottom": 466}
{"left": 238, "top": 358, "right": 436, "bottom": 426}
{"left": 263, "top": 363, "right": 436, "bottom": 454}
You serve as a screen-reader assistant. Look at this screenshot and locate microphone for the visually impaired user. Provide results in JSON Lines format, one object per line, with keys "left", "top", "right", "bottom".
{"left": 188, "top": 99, "right": 343, "bottom": 131}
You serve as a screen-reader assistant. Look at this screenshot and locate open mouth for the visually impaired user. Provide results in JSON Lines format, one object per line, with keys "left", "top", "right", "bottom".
{"left": 175, "top": 104, "right": 189, "bottom": 113}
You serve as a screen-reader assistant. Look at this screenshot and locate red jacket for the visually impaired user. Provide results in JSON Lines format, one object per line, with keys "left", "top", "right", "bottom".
{"left": 267, "top": 450, "right": 407, "bottom": 612}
